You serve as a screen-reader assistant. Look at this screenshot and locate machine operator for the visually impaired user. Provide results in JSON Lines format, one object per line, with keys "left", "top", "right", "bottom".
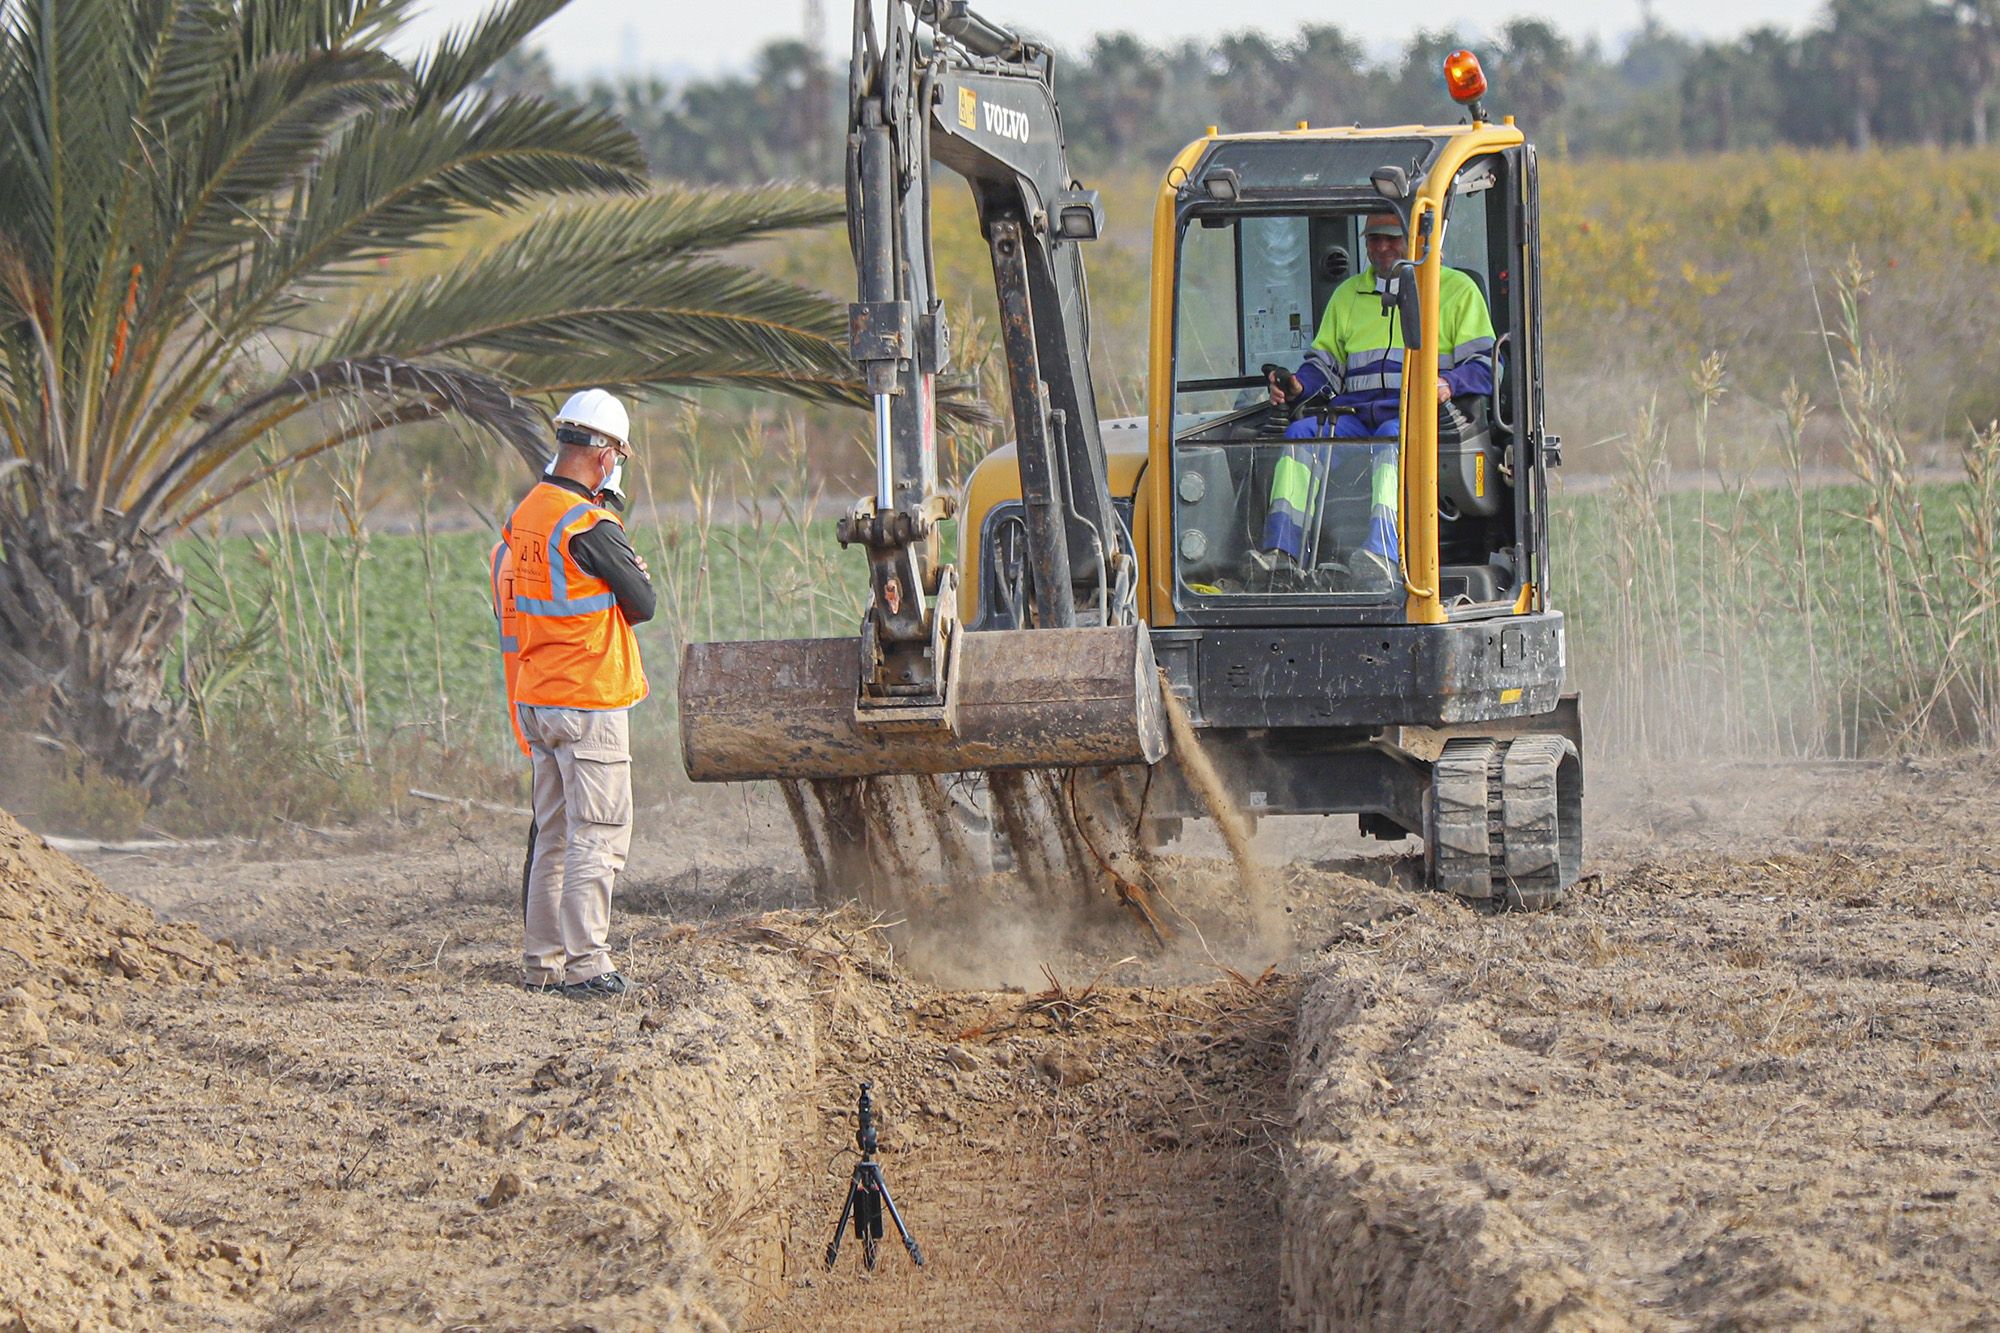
{"left": 1253, "top": 211, "right": 1495, "bottom": 591}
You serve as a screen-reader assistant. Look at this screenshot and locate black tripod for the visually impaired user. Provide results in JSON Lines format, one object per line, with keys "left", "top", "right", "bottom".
{"left": 825, "top": 1081, "right": 924, "bottom": 1270}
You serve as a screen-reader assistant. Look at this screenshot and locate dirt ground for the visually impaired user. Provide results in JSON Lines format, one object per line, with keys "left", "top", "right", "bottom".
{"left": 2, "top": 753, "right": 1996, "bottom": 1329}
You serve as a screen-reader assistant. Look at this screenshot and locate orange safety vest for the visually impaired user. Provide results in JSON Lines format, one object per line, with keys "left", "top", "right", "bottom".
{"left": 488, "top": 538, "right": 529, "bottom": 756}
{"left": 503, "top": 481, "right": 648, "bottom": 711}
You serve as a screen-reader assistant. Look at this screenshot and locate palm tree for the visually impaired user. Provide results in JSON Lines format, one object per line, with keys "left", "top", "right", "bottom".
{"left": 0, "top": 0, "right": 874, "bottom": 788}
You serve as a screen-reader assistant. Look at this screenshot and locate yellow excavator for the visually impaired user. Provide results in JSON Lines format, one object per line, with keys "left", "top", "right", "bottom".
{"left": 679, "top": 1, "right": 1581, "bottom": 910}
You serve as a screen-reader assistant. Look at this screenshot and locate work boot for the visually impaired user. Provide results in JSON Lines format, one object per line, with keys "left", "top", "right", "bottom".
{"left": 522, "top": 977, "right": 566, "bottom": 995}
{"left": 565, "top": 971, "right": 633, "bottom": 999}
{"left": 1345, "top": 548, "right": 1398, "bottom": 595}
{"left": 1246, "top": 547, "right": 1307, "bottom": 588}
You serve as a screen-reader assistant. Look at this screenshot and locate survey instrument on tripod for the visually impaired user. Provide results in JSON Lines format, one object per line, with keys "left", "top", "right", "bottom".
{"left": 825, "top": 1081, "right": 924, "bottom": 1271}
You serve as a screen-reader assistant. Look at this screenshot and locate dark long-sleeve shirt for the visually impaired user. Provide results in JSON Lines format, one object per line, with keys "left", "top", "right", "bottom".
{"left": 543, "top": 476, "right": 656, "bottom": 625}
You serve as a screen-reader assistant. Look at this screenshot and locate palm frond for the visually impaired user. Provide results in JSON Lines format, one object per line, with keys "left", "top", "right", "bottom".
{"left": 160, "top": 45, "right": 409, "bottom": 283}
{"left": 125, "top": 353, "right": 541, "bottom": 534}
{"left": 236, "top": 0, "right": 418, "bottom": 65}
{"left": 132, "top": 1, "right": 237, "bottom": 149}
{"left": 121, "top": 88, "right": 644, "bottom": 473}
{"left": 89, "top": 39, "right": 408, "bottom": 495}
{"left": 496, "top": 186, "right": 844, "bottom": 265}
{"left": 495, "top": 348, "right": 995, "bottom": 426}
{"left": 231, "top": 92, "right": 646, "bottom": 324}
{"left": 501, "top": 353, "right": 873, "bottom": 411}
{"left": 0, "top": 0, "right": 146, "bottom": 371}
{"left": 325, "top": 255, "right": 847, "bottom": 369}
{"left": 170, "top": 399, "right": 466, "bottom": 534}
{"left": 411, "top": 0, "right": 569, "bottom": 110}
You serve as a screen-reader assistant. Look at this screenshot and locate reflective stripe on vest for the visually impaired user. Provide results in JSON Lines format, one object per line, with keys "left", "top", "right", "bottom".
{"left": 1311, "top": 267, "right": 1496, "bottom": 410}
{"left": 513, "top": 501, "right": 617, "bottom": 617}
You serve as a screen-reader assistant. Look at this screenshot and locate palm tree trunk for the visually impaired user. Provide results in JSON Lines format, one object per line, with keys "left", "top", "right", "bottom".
{"left": 0, "top": 480, "right": 188, "bottom": 790}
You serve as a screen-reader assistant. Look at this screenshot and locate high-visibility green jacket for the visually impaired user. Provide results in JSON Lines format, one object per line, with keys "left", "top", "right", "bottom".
{"left": 1292, "top": 267, "right": 1496, "bottom": 432}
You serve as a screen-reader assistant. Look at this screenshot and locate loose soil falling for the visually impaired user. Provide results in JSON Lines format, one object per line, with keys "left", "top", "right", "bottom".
{"left": 5, "top": 755, "right": 1998, "bottom": 1328}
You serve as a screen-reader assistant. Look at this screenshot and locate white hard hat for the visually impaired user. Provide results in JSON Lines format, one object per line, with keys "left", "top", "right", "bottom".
{"left": 552, "top": 388, "right": 630, "bottom": 449}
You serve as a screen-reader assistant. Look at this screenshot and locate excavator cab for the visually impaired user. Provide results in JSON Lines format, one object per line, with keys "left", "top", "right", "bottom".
{"left": 1163, "top": 136, "right": 1544, "bottom": 616}
{"left": 954, "top": 90, "right": 1582, "bottom": 907}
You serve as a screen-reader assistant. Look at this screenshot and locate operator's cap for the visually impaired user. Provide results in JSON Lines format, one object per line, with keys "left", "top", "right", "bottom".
{"left": 1362, "top": 215, "right": 1406, "bottom": 238}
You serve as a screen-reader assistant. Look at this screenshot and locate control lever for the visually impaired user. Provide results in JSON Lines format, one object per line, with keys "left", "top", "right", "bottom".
{"left": 1258, "top": 363, "right": 1298, "bottom": 438}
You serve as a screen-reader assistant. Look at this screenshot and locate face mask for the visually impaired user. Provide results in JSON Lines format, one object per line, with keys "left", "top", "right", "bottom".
{"left": 600, "top": 461, "right": 624, "bottom": 500}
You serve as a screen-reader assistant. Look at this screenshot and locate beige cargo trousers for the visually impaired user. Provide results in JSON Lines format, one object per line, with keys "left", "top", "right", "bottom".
{"left": 519, "top": 705, "right": 633, "bottom": 986}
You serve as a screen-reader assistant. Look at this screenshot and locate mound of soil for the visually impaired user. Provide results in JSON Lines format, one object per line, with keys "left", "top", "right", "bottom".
{"left": 0, "top": 810, "right": 259, "bottom": 1329}
{"left": 1284, "top": 760, "right": 2000, "bottom": 1329}
{"left": 0, "top": 808, "right": 230, "bottom": 993}
{"left": 0, "top": 1131, "right": 260, "bottom": 1330}
{"left": 0, "top": 809, "right": 779, "bottom": 1330}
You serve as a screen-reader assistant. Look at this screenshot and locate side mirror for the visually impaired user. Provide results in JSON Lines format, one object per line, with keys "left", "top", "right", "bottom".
{"left": 1384, "top": 259, "right": 1422, "bottom": 349}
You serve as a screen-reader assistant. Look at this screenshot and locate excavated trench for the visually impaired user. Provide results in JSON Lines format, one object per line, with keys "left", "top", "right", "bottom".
{"left": 739, "top": 958, "right": 1299, "bottom": 1330}
{"left": 735, "top": 717, "right": 1307, "bottom": 1326}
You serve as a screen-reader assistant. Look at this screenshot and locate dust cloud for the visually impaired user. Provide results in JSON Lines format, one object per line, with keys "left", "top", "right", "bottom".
{"left": 1160, "top": 683, "right": 1289, "bottom": 959}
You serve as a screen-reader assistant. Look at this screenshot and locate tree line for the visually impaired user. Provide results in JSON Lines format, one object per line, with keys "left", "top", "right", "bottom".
{"left": 485, "top": 0, "right": 2000, "bottom": 180}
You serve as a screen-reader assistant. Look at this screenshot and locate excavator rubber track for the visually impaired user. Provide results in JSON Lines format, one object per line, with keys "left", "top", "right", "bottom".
{"left": 1430, "top": 734, "right": 1581, "bottom": 910}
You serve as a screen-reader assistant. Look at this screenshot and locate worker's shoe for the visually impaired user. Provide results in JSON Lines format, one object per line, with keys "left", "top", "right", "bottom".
{"left": 565, "top": 971, "right": 633, "bottom": 999}
{"left": 1345, "top": 548, "right": 1399, "bottom": 595}
{"left": 1246, "top": 547, "right": 1307, "bottom": 587}
{"left": 522, "top": 977, "right": 566, "bottom": 995}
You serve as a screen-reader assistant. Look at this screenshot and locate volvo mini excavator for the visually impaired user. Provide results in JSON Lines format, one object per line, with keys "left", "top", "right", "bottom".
{"left": 678, "top": 1, "right": 1583, "bottom": 910}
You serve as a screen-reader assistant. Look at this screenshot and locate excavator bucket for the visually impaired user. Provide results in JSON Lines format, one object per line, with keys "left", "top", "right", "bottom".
{"left": 678, "top": 624, "right": 1167, "bottom": 782}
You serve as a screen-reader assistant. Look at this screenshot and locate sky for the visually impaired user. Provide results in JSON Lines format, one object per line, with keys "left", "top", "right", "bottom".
{"left": 398, "top": 0, "right": 1829, "bottom": 80}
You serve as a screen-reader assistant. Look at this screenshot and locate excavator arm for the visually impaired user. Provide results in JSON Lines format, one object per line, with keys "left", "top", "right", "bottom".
{"left": 913, "top": 11, "right": 1127, "bottom": 633}
{"left": 678, "top": 0, "right": 1163, "bottom": 784}
{"left": 844, "top": 1, "right": 1128, "bottom": 702}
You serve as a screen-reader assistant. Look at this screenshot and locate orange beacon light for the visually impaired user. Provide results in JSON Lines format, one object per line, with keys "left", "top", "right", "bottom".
{"left": 1443, "top": 49, "right": 1489, "bottom": 114}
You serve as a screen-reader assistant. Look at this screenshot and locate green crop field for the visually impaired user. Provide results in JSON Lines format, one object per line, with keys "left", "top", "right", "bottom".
{"left": 149, "top": 467, "right": 1994, "bottom": 808}
{"left": 167, "top": 505, "right": 860, "bottom": 784}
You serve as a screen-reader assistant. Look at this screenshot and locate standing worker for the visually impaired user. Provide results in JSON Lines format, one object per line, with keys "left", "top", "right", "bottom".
{"left": 504, "top": 389, "right": 654, "bottom": 998}
{"left": 494, "top": 460, "right": 629, "bottom": 919}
